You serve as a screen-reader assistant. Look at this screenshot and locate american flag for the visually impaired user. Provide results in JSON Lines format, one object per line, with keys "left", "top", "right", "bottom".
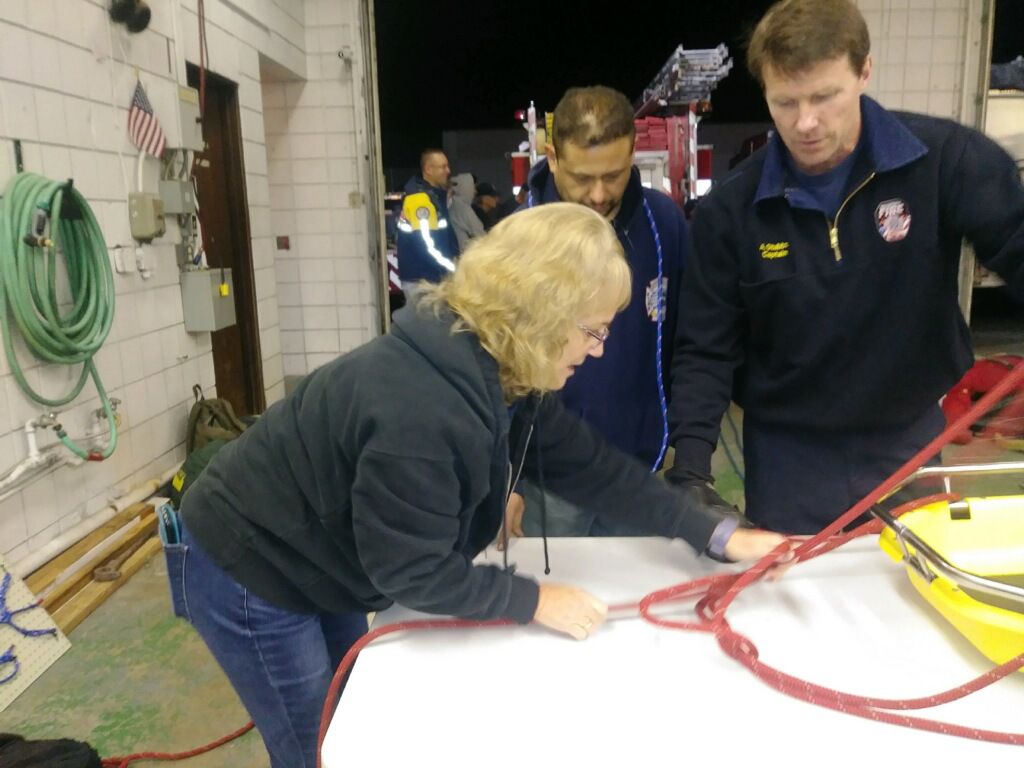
{"left": 128, "top": 80, "right": 166, "bottom": 158}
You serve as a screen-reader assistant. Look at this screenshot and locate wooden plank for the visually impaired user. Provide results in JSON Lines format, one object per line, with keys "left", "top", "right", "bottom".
{"left": 40, "top": 511, "right": 157, "bottom": 612}
{"left": 26, "top": 502, "right": 155, "bottom": 595}
{"left": 52, "top": 535, "right": 163, "bottom": 635}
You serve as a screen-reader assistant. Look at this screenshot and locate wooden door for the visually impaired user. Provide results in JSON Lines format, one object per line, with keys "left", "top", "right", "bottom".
{"left": 187, "top": 64, "right": 265, "bottom": 415}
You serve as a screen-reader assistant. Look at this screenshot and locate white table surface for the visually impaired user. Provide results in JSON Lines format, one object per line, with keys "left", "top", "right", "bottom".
{"left": 323, "top": 537, "right": 1024, "bottom": 766}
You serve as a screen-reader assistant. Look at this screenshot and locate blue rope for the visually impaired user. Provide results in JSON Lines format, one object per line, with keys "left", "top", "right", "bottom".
{"left": 0, "top": 572, "right": 58, "bottom": 639}
{"left": 0, "top": 645, "right": 19, "bottom": 684}
{"left": 642, "top": 197, "right": 669, "bottom": 472}
{"left": 0, "top": 571, "right": 57, "bottom": 685}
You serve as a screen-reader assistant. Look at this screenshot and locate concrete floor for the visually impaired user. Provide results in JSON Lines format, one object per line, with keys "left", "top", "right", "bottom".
{"left": 0, "top": 554, "right": 269, "bottom": 767}
{"left": 0, "top": 291, "right": 1020, "bottom": 766}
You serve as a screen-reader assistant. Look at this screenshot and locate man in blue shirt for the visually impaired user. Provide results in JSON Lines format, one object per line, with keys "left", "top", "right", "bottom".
{"left": 511, "top": 86, "right": 712, "bottom": 538}
{"left": 667, "top": 0, "right": 1024, "bottom": 534}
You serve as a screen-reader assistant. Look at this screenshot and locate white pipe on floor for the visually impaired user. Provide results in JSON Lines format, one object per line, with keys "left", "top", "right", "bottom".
{"left": 11, "top": 465, "right": 178, "bottom": 578}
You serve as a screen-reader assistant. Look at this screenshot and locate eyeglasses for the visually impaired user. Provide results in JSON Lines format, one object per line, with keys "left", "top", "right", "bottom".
{"left": 577, "top": 323, "right": 610, "bottom": 345}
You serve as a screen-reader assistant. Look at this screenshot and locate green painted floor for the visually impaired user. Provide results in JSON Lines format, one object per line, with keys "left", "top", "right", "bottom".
{"left": 0, "top": 554, "right": 269, "bottom": 767}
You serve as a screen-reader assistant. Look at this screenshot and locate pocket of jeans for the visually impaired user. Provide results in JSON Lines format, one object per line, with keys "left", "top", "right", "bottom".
{"left": 163, "top": 543, "right": 192, "bottom": 622}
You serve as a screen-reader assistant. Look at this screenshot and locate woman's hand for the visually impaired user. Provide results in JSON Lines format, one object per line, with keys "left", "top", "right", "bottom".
{"left": 723, "top": 528, "right": 797, "bottom": 581}
{"left": 533, "top": 583, "right": 608, "bottom": 640}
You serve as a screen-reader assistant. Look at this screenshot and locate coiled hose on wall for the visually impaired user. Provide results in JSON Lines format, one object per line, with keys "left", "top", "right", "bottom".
{"left": 0, "top": 172, "right": 117, "bottom": 460}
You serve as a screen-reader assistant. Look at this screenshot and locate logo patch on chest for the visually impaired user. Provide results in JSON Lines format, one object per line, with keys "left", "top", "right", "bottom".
{"left": 875, "top": 199, "right": 911, "bottom": 243}
{"left": 645, "top": 277, "right": 668, "bottom": 322}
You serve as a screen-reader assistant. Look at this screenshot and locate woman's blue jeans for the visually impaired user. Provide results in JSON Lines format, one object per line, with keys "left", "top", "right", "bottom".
{"left": 165, "top": 520, "right": 367, "bottom": 768}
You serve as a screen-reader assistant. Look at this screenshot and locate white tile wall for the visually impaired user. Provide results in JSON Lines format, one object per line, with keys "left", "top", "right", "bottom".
{"left": 0, "top": 0, "right": 376, "bottom": 563}
{"left": 859, "top": 0, "right": 970, "bottom": 120}
{"left": 263, "top": 0, "right": 377, "bottom": 379}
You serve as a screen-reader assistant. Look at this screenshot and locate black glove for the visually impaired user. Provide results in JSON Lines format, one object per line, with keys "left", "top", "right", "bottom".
{"left": 677, "top": 480, "right": 754, "bottom": 563}
{"left": 678, "top": 480, "right": 754, "bottom": 529}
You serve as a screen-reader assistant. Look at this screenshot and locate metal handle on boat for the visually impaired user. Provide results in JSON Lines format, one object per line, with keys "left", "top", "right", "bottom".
{"left": 894, "top": 460, "right": 1024, "bottom": 490}
{"left": 872, "top": 504, "right": 1024, "bottom": 610}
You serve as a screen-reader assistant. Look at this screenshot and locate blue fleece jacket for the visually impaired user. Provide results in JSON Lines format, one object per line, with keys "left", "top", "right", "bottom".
{"left": 526, "top": 160, "right": 689, "bottom": 468}
{"left": 668, "top": 96, "right": 1024, "bottom": 482}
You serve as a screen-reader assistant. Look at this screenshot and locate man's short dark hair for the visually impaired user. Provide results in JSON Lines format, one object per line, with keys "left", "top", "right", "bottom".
{"left": 747, "top": 0, "right": 870, "bottom": 85}
{"left": 420, "top": 148, "right": 446, "bottom": 172}
{"left": 551, "top": 86, "right": 635, "bottom": 156}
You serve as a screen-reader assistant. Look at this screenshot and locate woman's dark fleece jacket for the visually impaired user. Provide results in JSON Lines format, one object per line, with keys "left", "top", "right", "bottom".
{"left": 181, "top": 304, "right": 729, "bottom": 623}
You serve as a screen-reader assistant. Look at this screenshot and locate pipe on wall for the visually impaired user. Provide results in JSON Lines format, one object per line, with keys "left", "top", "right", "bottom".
{"left": 11, "top": 464, "right": 178, "bottom": 579}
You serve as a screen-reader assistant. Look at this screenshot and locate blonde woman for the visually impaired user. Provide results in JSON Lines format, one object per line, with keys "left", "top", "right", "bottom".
{"left": 167, "top": 203, "right": 789, "bottom": 768}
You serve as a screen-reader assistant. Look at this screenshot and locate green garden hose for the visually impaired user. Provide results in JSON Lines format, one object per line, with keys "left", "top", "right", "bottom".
{"left": 0, "top": 172, "right": 118, "bottom": 460}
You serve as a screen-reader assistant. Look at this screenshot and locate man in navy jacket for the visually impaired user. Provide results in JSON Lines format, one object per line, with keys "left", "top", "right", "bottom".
{"left": 396, "top": 149, "right": 460, "bottom": 287}
{"left": 514, "top": 86, "right": 695, "bottom": 537}
{"left": 666, "top": 0, "right": 1024, "bottom": 534}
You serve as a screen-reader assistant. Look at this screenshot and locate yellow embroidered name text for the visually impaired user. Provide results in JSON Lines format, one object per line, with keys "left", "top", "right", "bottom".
{"left": 759, "top": 241, "right": 789, "bottom": 259}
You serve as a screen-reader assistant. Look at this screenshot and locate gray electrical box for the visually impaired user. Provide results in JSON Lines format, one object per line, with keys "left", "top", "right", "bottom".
{"left": 128, "top": 192, "right": 165, "bottom": 242}
{"left": 159, "top": 180, "right": 196, "bottom": 215}
{"left": 181, "top": 269, "right": 236, "bottom": 332}
{"left": 178, "top": 86, "right": 204, "bottom": 152}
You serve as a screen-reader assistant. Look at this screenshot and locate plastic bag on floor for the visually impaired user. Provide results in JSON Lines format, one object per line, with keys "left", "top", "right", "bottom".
{"left": 0, "top": 733, "right": 102, "bottom": 768}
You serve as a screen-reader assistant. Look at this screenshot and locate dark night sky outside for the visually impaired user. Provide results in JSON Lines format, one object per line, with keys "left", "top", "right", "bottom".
{"left": 374, "top": 1, "right": 1024, "bottom": 171}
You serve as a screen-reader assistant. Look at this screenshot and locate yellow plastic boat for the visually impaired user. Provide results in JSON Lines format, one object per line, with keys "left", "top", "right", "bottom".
{"left": 877, "top": 464, "right": 1024, "bottom": 668}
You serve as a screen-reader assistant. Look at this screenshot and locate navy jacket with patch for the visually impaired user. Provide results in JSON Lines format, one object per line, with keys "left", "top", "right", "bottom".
{"left": 396, "top": 175, "right": 460, "bottom": 285}
{"left": 668, "top": 96, "right": 1024, "bottom": 480}
{"left": 526, "top": 161, "right": 688, "bottom": 468}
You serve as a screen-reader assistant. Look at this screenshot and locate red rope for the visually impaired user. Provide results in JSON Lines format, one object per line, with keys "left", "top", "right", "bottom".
{"left": 103, "top": 362, "right": 1024, "bottom": 764}
{"left": 100, "top": 721, "right": 254, "bottom": 767}
{"left": 316, "top": 359, "right": 1024, "bottom": 761}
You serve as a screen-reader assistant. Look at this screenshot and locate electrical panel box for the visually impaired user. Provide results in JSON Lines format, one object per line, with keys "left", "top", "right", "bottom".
{"left": 128, "top": 192, "right": 166, "bottom": 242}
{"left": 159, "top": 180, "right": 196, "bottom": 215}
{"left": 181, "top": 269, "right": 236, "bottom": 332}
{"left": 178, "top": 86, "right": 204, "bottom": 152}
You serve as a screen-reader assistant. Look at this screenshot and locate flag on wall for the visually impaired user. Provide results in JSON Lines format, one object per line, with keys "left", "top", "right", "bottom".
{"left": 128, "top": 80, "right": 166, "bottom": 158}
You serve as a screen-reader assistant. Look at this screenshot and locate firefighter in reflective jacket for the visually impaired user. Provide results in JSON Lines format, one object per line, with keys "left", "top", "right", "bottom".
{"left": 396, "top": 192, "right": 459, "bottom": 287}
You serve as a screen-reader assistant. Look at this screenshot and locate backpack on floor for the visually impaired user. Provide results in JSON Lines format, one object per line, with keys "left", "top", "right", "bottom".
{"left": 185, "top": 384, "right": 249, "bottom": 455}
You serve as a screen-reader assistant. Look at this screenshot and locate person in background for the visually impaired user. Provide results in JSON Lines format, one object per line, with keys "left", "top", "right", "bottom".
{"left": 396, "top": 148, "right": 460, "bottom": 287}
{"left": 666, "top": 0, "right": 1024, "bottom": 534}
{"left": 492, "top": 183, "right": 528, "bottom": 224}
{"left": 448, "top": 172, "right": 486, "bottom": 250}
{"left": 168, "top": 204, "right": 792, "bottom": 768}
{"left": 472, "top": 181, "right": 501, "bottom": 230}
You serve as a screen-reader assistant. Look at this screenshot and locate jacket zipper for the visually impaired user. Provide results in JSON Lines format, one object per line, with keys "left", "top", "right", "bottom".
{"left": 825, "top": 171, "right": 876, "bottom": 262}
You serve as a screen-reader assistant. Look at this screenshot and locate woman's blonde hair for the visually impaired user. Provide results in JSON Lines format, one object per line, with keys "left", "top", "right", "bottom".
{"left": 415, "top": 202, "right": 630, "bottom": 400}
